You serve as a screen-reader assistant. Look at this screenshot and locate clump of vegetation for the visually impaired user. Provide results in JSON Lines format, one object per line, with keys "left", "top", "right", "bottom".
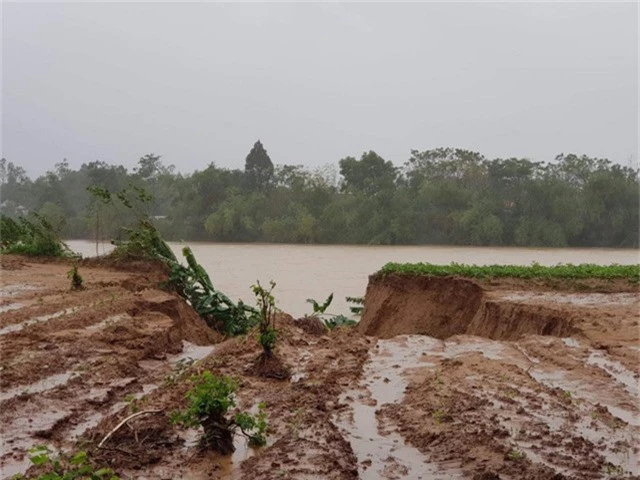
{"left": 253, "top": 280, "right": 278, "bottom": 357}
{"left": 67, "top": 263, "right": 84, "bottom": 290}
{"left": 171, "top": 371, "right": 268, "bottom": 454}
{"left": 109, "top": 202, "right": 258, "bottom": 336}
{"left": 1, "top": 215, "right": 23, "bottom": 248}
{"left": 12, "top": 446, "right": 118, "bottom": 480}
{"left": 346, "top": 296, "right": 365, "bottom": 316}
{"left": 379, "top": 262, "right": 640, "bottom": 281}
{"left": 1, "top": 213, "right": 72, "bottom": 257}
{"left": 169, "top": 246, "right": 258, "bottom": 336}
{"left": 506, "top": 448, "right": 527, "bottom": 461}
{"left": 305, "top": 293, "right": 358, "bottom": 330}
{"left": 324, "top": 314, "right": 358, "bottom": 330}
{"left": 248, "top": 281, "right": 290, "bottom": 379}
{"left": 111, "top": 219, "right": 175, "bottom": 262}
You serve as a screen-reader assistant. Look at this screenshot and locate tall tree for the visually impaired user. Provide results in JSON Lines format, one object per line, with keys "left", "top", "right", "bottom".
{"left": 244, "top": 141, "right": 274, "bottom": 191}
{"left": 339, "top": 151, "right": 397, "bottom": 196}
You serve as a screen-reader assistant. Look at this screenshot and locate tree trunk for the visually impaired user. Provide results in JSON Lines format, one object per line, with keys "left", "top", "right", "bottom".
{"left": 201, "top": 415, "right": 235, "bottom": 455}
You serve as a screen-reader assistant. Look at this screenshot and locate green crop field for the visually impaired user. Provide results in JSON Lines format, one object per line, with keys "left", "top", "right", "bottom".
{"left": 378, "top": 262, "right": 640, "bottom": 281}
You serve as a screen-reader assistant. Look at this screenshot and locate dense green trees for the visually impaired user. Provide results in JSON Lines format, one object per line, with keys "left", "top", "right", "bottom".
{"left": 0, "top": 146, "right": 637, "bottom": 247}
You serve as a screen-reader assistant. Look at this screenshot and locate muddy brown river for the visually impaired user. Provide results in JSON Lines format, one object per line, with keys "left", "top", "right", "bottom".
{"left": 66, "top": 241, "right": 640, "bottom": 317}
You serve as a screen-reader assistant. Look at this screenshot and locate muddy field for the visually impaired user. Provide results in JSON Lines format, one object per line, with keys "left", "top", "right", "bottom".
{"left": 0, "top": 256, "right": 638, "bottom": 479}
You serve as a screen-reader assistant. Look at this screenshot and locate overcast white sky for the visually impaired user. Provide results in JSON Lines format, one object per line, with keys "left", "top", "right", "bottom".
{"left": 1, "top": 2, "right": 638, "bottom": 178}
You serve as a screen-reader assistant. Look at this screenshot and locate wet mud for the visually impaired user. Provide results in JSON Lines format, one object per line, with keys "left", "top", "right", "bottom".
{"left": 1, "top": 256, "right": 638, "bottom": 479}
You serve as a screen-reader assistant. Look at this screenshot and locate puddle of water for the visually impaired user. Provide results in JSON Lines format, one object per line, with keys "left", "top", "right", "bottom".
{"left": 529, "top": 369, "right": 640, "bottom": 427}
{"left": 0, "top": 303, "right": 24, "bottom": 313}
{"left": 0, "top": 406, "right": 67, "bottom": 477}
{"left": 174, "top": 421, "right": 261, "bottom": 479}
{"left": 0, "top": 455, "right": 33, "bottom": 480}
{"left": 168, "top": 341, "right": 217, "bottom": 366}
{"left": 574, "top": 417, "right": 638, "bottom": 475}
{"left": 336, "top": 336, "right": 463, "bottom": 479}
{"left": 487, "top": 381, "right": 638, "bottom": 476}
{"left": 587, "top": 352, "right": 638, "bottom": 397}
{"left": 85, "top": 313, "right": 130, "bottom": 332}
{"left": 218, "top": 434, "right": 259, "bottom": 479}
{"left": 68, "top": 411, "right": 104, "bottom": 439}
{"left": 562, "top": 338, "right": 580, "bottom": 348}
{"left": 0, "top": 371, "right": 78, "bottom": 402}
{"left": 0, "top": 284, "right": 40, "bottom": 297}
{"left": 0, "top": 308, "right": 77, "bottom": 336}
{"left": 514, "top": 344, "right": 541, "bottom": 364}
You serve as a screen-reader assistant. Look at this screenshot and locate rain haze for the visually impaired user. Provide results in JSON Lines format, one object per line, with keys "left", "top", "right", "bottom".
{"left": 1, "top": 1, "right": 638, "bottom": 177}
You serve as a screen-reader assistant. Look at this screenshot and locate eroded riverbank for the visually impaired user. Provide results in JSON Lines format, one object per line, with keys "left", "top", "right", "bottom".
{"left": 1, "top": 255, "right": 638, "bottom": 479}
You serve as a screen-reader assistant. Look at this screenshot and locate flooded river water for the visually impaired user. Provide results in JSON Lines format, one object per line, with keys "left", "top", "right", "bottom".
{"left": 66, "top": 240, "right": 639, "bottom": 317}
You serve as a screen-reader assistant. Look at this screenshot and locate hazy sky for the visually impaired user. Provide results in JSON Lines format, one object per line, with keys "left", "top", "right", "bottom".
{"left": 2, "top": 2, "right": 638, "bottom": 178}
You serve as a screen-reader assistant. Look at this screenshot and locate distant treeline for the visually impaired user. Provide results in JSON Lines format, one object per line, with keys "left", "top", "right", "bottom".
{"left": 1, "top": 143, "right": 638, "bottom": 247}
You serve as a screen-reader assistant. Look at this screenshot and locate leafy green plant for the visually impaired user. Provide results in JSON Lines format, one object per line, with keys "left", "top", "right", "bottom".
{"left": 324, "top": 315, "right": 357, "bottom": 330}
{"left": 603, "top": 463, "right": 624, "bottom": 476}
{"left": 1, "top": 213, "right": 72, "bottom": 257}
{"left": 67, "top": 264, "right": 84, "bottom": 290}
{"left": 379, "top": 262, "right": 640, "bottom": 281}
{"left": 12, "top": 446, "right": 118, "bottom": 480}
{"left": 506, "top": 449, "right": 526, "bottom": 461}
{"left": 306, "top": 293, "right": 358, "bottom": 330}
{"left": 123, "top": 394, "right": 139, "bottom": 413}
{"left": 252, "top": 280, "right": 278, "bottom": 356}
{"left": 171, "top": 371, "right": 268, "bottom": 454}
{"left": 113, "top": 220, "right": 258, "bottom": 336}
{"left": 235, "top": 403, "right": 268, "bottom": 447}
{"left": 432, "top": 407, "right": 451, "bottom": 423}
{"left": 306, "top": 293, "right": 333, "bottom": 314}
{"left": 0, "top": 215, "right": 24, "bottom": 248}
{"left": 346, "top": 296, "right": 365, "bottom": 316}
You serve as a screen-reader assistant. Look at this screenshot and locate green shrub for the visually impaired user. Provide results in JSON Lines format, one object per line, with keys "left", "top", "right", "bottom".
{"left": 306, "top": 293, "right": 333, "bottom": 315}
{"left": 1, "top": 213, "right": 72, "bottom": 257}
{"left": 171, "top": 371, "right": 268, "bottom": 454}
{"left": 324, "top": 314, "right": 358, "bottom": 330}
{"left": 12, "top": 446, "right": 118, "bottom": 480}
{"left": 113, "top": 221, "right": 258, "bottom": 336}
{"left": 306, "top": 293, "right": 358, "bottom": 330}
{"left": 67, "top": 264, "right": 84, "bottom": 290}
{"left": 252, "top": 281, "right": 278, "bottom": 356}
{"left": 1, "top": 215, "right": 24, "bottom": 248}
{"left": 346, "top": 296, "right": 364, "bottom": 316}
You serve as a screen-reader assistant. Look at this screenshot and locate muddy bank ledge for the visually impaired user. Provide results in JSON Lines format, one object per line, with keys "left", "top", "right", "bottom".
{"left": 359, "top": 272, "right": 639, "bottom": 343}
{"left": 357, "top": 271, "right": 639, "bottom": 479}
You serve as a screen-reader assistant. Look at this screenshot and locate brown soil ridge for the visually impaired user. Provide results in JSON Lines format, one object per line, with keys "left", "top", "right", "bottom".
{"left": 358, "top": 274, "right": 584, "bottom": 340}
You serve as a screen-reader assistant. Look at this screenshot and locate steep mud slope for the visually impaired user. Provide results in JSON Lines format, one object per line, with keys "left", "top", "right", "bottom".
{"left": 351, "top": 272, "right": 639, "bottom": 479}
{"left": 359, "top": 273, "right": 638, "bottom": 342}
{"left": 357, "top": 275, "right": 485, "bottom": 339}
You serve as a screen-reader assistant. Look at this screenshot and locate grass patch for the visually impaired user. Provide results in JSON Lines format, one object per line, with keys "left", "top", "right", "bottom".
{"left": 378, "top": 262, "right": 640, "bottom": 281}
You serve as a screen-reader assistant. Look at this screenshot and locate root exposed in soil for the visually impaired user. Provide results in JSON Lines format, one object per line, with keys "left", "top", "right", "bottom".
{"left": 202, "top": 416, "right": 235, "bottom": 455}
{"left": 247, "top": 352, "right": 292, "bottom": 380}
